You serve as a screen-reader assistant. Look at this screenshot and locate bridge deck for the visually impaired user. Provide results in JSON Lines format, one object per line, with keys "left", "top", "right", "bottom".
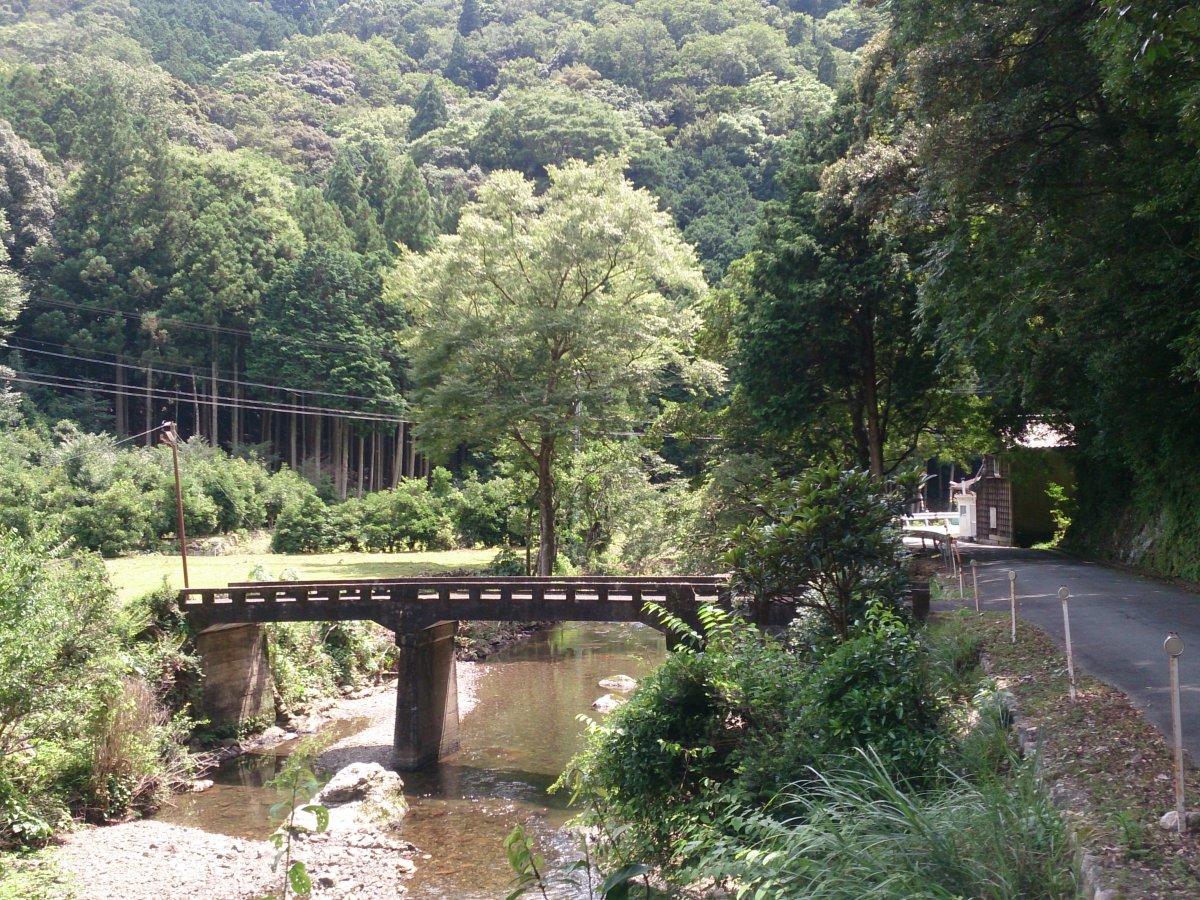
{"left": 178, "top": 576, "right": 762, "bottom": 631}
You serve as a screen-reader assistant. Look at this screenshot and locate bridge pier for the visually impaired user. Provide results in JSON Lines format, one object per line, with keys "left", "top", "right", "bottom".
{"left": 195, "top": 624, "right": 274, "bottom": 728}
{"left": 393, "top": 620, "right": 460, "bottom": 770}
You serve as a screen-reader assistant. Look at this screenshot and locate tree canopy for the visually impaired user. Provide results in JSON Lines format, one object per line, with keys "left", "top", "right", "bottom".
{"left": 394, "top": 158, "right": 707, "bottom": 573}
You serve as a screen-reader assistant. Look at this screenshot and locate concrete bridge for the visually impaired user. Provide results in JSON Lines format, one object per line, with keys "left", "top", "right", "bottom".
{"left": 179, "top": 575, "right": 785, "bottom": 769}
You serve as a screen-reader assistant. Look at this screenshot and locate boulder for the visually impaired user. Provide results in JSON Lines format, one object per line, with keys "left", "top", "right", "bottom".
{"left": 591, "top": 693, "right": 625, "bottom": 713}
{"left": 598, "top": 675, "right": 638, "bottom": 693}
{"left": 1157, "top": 809, "right": 1200, "bottom": 830}
{"left": 317, "top": 762, "right": 403, "bottom": 805}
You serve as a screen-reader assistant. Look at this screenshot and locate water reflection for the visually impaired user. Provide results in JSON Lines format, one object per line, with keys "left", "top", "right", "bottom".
{"left": 156, "top": 622, "right": 666, "bottom": 897}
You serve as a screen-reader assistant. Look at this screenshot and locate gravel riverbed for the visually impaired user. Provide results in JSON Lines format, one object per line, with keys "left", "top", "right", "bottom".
{"left": 51, "top": 663, "right": 481, "bottom": 900}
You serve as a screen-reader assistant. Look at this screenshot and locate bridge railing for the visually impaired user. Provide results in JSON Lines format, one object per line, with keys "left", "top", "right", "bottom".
{"left": 178, "top": 577, "right": 731, "bottom": 626}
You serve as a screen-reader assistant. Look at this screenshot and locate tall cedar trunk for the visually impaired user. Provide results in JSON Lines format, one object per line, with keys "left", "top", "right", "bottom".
{"left": 209, "top": 333, "right": 219, "bottom": 448}
{"left": 393, "top": 424, "right": 403, "bottom": 488}
{"left": 114, "top": 362, "right": 126, "bottom": 435}
{"left": 314, "top": 414, "right": 322, "bottom": 478}
{"left": 231, "top": 345, "right": 240, "bottom": 449}
{"left": 535, "top": 435, "right": 556, "bottom": 576}
{"left": 860, "top": 315, "right": 884, "bottom": 478}
{"left": 372, "top": 430, "right": 380, "bottom": 491}
{"left": 331, "top": 417, "right": 342, "bottom": 497}
{"left": 144, "top": 364, "right": 153, "bottom": 445}
{"left": 356, "top": 431, "right": 365, "bottom": 498}
{"left": 290, "top": 400, "right": 298, "bottom": 469}
{"left": 191, "top": 370, "right": 202, "bottom": 442}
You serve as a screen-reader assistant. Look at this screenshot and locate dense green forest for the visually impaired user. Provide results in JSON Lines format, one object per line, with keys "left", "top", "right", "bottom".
{"left": 4, "top": 0, "right": 1197, "bottom": 575}
{"left": 2, "top": 0, "right": 1200, "bottom": 893}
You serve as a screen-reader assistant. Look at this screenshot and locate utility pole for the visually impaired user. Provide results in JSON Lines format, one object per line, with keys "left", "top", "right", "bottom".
{"left": 161, "top": 421, "right": 189, "bottom": 589}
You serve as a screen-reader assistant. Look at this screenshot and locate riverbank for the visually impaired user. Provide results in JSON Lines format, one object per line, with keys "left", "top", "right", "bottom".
{"left": 46, "top": 664, "right": 481, "bottom": 900}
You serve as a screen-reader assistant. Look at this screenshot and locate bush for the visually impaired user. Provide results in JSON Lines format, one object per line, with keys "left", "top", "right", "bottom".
{"left": 266, "top": 621, "right": 395, "bottom": 711}
{"left": 798, "top": 605, "right": 945, "bottom": 781}
{"left": 0, "top": 530, "right": 191, "bottom": 846}
{"left": 562, "top": 605, "right": 946, "bottom": 868}
{"left": 272, "top": 495, "right": 334, "bottom": 553}
{"left": 692, "top": 751, "right": 1075, "bottom": 899}
{"left": 62, "top": 480, "right": 159, "bottom": 557}
{"left": 728, "top": 466, "right": 912, "bottom": 637}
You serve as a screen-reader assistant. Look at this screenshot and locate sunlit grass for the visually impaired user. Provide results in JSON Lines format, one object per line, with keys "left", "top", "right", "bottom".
{"left": 103, "top": 547, "right": 497, "bottom": 603}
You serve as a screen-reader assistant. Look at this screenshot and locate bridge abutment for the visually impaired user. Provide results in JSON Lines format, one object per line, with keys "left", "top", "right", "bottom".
{"left": 195, "top": 624, "right": 274, "bottom": 728}
{"left": 393, "top": 620, "right": 460, "bottom": 770}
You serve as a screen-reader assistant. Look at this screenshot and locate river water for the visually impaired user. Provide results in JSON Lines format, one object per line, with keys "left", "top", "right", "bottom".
{"left": 157, "top": 622, "right": 666, "bottom": 897}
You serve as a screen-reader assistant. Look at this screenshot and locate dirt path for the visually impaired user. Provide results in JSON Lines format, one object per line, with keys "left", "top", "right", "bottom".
{"left": 51, "top": 663, "right": 481, "bottom": 900}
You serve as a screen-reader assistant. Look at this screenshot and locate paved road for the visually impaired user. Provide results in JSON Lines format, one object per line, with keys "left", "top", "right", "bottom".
{"left": 956, "top": 546, "right": 1200, "bottom": 758}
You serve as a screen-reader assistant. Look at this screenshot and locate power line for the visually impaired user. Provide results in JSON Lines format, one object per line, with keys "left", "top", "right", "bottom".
{"left": 3, "top": 371, "right": 411, "bottom": 424}
{"left": 21, "top": 296, "right": 407, "bottom": 358}
{"left": 2, "top": 339, "right": 408, "bottom": 406}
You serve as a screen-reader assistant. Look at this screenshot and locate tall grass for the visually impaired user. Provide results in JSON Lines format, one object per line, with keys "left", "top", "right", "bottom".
{"left": 697, "top": 749, "right": 1076, "bottom": 899}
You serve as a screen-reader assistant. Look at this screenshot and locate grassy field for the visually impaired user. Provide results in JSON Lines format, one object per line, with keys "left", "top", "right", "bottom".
{"left": 103, "top": 547, "right": 497, "bottom": 603}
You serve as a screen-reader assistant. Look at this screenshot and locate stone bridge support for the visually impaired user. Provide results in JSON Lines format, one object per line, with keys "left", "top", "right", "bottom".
{"left": 195, "top": 624, "right": 274, "bottom": 728}
{"left": 393, "top": 620, "right": 460, "bottom": 769}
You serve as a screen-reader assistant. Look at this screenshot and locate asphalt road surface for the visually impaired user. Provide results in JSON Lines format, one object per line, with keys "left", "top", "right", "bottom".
{"left": 958, "top": 546, "right": 1200, "bottom": 759}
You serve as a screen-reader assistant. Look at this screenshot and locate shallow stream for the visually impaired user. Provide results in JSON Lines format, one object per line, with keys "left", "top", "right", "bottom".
{"left": 156, "top": 622, "right": 666, "bottom": 897}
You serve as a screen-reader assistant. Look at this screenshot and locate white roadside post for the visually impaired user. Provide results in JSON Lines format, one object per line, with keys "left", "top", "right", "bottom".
{"left": 1165, "top": 633, "right": 1186, "bottom": 834}
{"left": 971, "top": 559, "right": 980, "bottom": 612}
{"left": 1008, "top": 570, "right": 1018, "bottom": 643}
{"left": 956, "top": 547, "right": 965, "bottom": 599}
{"left": 1058, "top": 587, "right": 1077, "bottom": 702}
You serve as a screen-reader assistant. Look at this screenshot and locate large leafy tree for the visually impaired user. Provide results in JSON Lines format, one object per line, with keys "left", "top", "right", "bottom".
{"left": 394, "top": 158, "right": 708, "bottom": 574}
{"left": 881, "top": 0, "right": 1200, "bottom": 566}
{"left": 730, "top": 90, "right": 972, "bottom": 477}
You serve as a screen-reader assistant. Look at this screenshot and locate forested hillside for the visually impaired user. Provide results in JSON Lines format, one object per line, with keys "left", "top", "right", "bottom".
{"left": 0, "top": 0, "right": 876, "bottom": 495}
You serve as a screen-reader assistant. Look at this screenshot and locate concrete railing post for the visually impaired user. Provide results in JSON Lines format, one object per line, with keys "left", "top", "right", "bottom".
{"left": 393, "top": 620, "right": 460, "bottom": 770}
{"left": 1059, "top": 587, "right": 1077, "bottom": 702}
{"left": 1008, "top": 570, "right": 1018, "bottom": 643}
{"left": 1165, "top": 633, "right": 1186, "bottom": 834}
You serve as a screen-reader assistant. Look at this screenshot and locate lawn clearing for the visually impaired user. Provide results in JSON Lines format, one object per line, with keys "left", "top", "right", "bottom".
{"left": 104, "top": 547, "right": 497, "bottom": 603}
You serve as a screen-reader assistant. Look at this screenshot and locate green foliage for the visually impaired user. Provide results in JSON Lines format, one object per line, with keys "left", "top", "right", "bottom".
{"left": 692, "top": 750, "right": 1075, "bottom": 898}
{"left": 503, "top": 824, "right": 550, "bottom": 900}
{"left": 267, "top": 739, "right": 330, "bottom": 900}
{"left": 728, "top": 467, "right": 910, "bottom": 637}
{"left": 271, "top": 495, "right": 334, "bottom": 554}
{"left": 0, "top": 530, "right": 191, "bottom": 848}
{"left": 396, "top": 158, "right": 708, "bottom": 574}
{"left": 561, "top": 604, "right": 946, "bottom": 872}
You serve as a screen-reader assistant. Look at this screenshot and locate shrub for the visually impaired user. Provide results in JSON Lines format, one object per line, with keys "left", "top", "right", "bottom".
{"left": 62, "top": 480, "right": 159, "bottom": 557}
{"left": 0, "top": 530, "right": 191, "bottom": 845}
{"left": 455, "top": 473, "right": 520, "bottom": 547}
{"left": 797, "top": 605, "right": 945, "bottom": 781}
{"left": 358, "top": 480, "right": 452, "bottom": 551}
{"left": 562, "top": 605, "right": 946, "bottom": 868}
{"left": 272, "top": 495, "right": 334, "bottom": 553}
{"left": 727, "top": 466, "right": 911, "bottom": 637}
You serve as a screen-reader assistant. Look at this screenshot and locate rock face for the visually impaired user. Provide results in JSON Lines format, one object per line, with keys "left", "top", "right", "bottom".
{"left": 599, "top": 675, "right": 638, "bottom": 692}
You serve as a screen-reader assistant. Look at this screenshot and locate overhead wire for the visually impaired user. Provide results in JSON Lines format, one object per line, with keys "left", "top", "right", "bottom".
{"left": 3, "top": 371, "right": 411, "bottom": 424}
{"left": 1, "top": 338, "right": 407, "bottom": 405}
